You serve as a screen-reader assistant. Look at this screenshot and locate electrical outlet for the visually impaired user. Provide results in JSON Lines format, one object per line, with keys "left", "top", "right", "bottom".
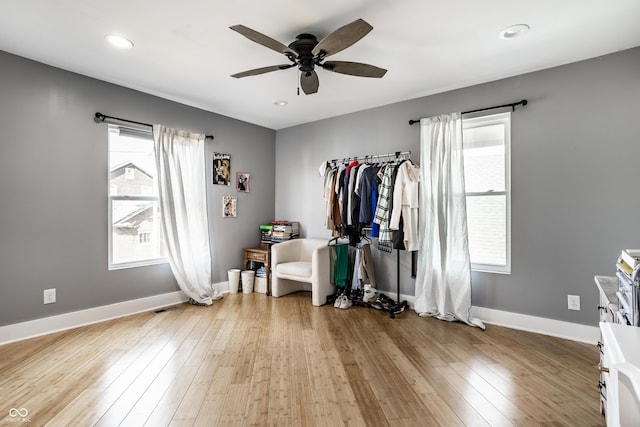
{"left": 43, "top": 288, "right": 56, "bottom": 304}
{"left": 568, "top": 294, "right": 580, "bottom": 311}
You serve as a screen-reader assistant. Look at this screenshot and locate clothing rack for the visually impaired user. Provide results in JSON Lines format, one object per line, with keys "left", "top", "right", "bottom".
{"left": 382, "top": 249, "right": 408, "bottom": 318}
{"left": 329, "top": 150, "right": 411, "bottom": 165}
{"left": 94, "top": 112, "right": 215, "bottom": 140}
{"left": 407, "top": 99, "right": 528, "bottom": 125}
{"left": 324, "top": 152, "right": 411, "bottom": 318}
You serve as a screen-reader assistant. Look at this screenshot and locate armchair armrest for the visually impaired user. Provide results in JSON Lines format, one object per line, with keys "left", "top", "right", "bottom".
{"left": 312, "top": 245, "right": 332, "bottom": 306}
{"left": 271, "top": 239, "right": 302, "bottom": 266}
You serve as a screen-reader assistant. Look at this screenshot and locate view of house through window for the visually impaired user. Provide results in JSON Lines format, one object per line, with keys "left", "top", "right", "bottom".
{"left": 108, "top": 125, "right": 166, "bottom": 269}
{"left": 462, "top": 112, "right": 511, "bottom": 274}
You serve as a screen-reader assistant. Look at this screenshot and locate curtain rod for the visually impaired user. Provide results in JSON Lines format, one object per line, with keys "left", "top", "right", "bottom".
{"left": 407, "top": 99, "right": 528, "bottom": 125}
{"left": 94, "top": 112, "right": 214, "bottom": 140}
{"left": 329, "top": 150, "right": 411, "bottom": 164}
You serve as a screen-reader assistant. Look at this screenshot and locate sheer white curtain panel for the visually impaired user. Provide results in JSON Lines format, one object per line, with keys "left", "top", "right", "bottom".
{"left": 153, "top": 125, "right": 213, "bottom": 305}
{"left": 415, "top": 113, "right": 484, "bottom": 329}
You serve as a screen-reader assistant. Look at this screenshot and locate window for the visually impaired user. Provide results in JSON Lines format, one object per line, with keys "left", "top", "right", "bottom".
{"left": 138, "top": 232, "right": 152, "bottom": 245}
{"left": 125, "top": 167, "right": 135, "bottom": 180}
{"left": 463, "top": 112, "right": 511, "bottom": 274}
{"left": 108, "top": 125, "right": 166, "bottom": 269}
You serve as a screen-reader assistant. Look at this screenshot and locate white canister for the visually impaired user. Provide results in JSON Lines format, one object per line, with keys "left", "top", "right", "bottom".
{"left": 241, "top": 270, "right": 255, "bottom": 294}
{"left": 227, "top": 268, "right": 241, "bottom": 294}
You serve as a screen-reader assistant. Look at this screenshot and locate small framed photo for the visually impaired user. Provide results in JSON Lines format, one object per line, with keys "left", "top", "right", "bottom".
{"left": 236, "top": 172, "right": 250, "bottom": 193}
{"left": 223, "top": 195, "right": 237, "bottom": 218}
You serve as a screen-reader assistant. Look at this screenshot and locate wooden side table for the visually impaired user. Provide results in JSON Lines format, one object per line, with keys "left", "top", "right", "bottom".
{"left": 243, "top": 247, "right": 271, "bottom": 295}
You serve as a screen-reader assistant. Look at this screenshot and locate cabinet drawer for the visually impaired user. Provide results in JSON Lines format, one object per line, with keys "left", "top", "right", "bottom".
{"left": 248, "top": 252, "right": 267, "bottom": 261}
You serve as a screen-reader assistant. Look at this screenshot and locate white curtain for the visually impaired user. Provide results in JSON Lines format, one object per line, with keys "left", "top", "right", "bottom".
{"left": 414, "top": 113, "right": 484, "bottom": 329}
{"left": 153, "top": 125, "right": 213, "bottom": 306}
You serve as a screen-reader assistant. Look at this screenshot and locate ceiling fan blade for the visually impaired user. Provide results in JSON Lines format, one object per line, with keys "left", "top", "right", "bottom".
{"left": 231, "top": 64, "right": 295, "bottom": 78}
{"left": 300, "top": 70, "right": 319, "bottom": 95}
{"left": 322, "top": 61, "right": 387, "bottom": 78}
{"left": 311, "top": 19, "right": 373, "bottom": 57}
{"left": 230, "top": 25, "right": 296, "bottom": 56}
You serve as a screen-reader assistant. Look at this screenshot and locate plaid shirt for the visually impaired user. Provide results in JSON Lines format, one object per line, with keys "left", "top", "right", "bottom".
{"left": 373, "top": 163, "right": 395, "bottom": 243}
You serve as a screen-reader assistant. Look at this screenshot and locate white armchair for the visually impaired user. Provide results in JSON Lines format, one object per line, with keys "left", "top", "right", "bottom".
{"left": 271, "top": 238, "right": 333, "bottom": 306}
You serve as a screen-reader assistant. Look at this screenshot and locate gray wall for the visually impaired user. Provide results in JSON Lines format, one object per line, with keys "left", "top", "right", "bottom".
{"left": 0, "top": 51, "right": 275, "bottom": 326}
{"left": 275, "top": 47, "right": 640, "bottom": 326}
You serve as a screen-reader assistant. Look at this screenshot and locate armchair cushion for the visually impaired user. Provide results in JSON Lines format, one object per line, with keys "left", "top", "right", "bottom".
{"left": 276, "top": 261, "right": 312, "bottom": 278}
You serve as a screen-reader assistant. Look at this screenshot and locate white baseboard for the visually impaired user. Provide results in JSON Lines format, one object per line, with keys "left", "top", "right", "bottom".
{"left": 0, "top": 287, "right": 599, "bottom": 347}
{"left": 471, "top": 306, "right": 600, "bottom": 344}
{"left": 392, "top": 292, "right": 598, "bottom": 344}
{"left": 212, "top": 281, "right": 229, "bottom": 294}
{"left": 0, "top": 291, "right": 188, "bottom": 346}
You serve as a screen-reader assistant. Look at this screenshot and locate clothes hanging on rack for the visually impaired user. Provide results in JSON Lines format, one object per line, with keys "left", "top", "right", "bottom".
{"left": 373, "top": 160, "right": 401, "bottom": 244}
{"left": 320, "top": 152, "right": 417, "bottom": 248}
{"left": 357, "top": 165, "right": 379, "bottom": 226}
{"left": 351, "top": 242, "right": 376, "bottom": 290}
{"left": 328, "top": 242, "right": 350, "bottom": 288}
{"left": 389, "top": 160, "right": 421, "bottom": 251}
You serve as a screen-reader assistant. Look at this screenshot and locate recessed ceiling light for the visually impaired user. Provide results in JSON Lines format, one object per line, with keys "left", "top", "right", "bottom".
{"left": 105, "top": 34, "right": 134, "bottom": 49}
{"left": 273, "top": 100, "right": 288, "bottom": 107}
{"left": 499, "top": 24, "right": 530, "bottom": 40}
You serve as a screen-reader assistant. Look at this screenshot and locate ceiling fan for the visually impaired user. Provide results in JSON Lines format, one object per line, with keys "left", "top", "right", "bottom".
{"left": 229, "top": 18, "right": 387, "bottom": 95}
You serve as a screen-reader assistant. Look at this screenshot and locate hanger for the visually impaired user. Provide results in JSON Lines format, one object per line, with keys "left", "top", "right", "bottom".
{"left": 360, "top": 234, "right": 372, "bottom": 245}
{"left": 328, "top": 236, "right": 347, "bottom": 246}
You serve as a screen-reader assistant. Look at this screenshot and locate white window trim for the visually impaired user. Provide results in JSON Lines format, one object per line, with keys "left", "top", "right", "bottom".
{"left": 463, "top": 112, "right": 511, "bottom": 274}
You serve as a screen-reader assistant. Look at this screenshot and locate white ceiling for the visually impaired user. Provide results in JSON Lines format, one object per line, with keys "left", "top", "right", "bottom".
{"left": 1, "top": 0, "right": 639, "bottom": 130}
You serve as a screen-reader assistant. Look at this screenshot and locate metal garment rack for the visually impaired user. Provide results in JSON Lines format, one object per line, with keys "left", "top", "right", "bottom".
{"left": 94, "top": 112, "right": 215, "bottom": 140}
{"left": 327, "top": 150, "right": 411, "bottom": 318}
{"left": 390, "top": 249, "right": 409, "bottom": 318}
{"left": 329, "top": 150, "right": 411, "bottom": 165}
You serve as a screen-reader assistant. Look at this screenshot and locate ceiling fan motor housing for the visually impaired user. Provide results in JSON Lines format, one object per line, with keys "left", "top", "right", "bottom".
{"left": 289, "top": 33, "right": 319, "bottom": 74}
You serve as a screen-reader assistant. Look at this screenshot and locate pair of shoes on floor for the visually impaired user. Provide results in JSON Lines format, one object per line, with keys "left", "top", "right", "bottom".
{"left": 334, "top": 294, "right": 352, "bottom": 309}
{"left": 375, "top": 294, "right": 396, "bottom": 311}
{"left": 363, "top": 288, "right": 378, "bottom": 303}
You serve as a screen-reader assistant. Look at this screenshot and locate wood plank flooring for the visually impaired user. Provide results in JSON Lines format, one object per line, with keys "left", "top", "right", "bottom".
{"left": 0, "top": 292, "right": 604, "bottom": 426}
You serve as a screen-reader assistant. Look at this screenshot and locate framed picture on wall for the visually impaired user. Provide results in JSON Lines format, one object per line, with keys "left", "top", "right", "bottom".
{"left": 213, "top": 153, "right": 231, "bottom": 186}
{"left": 236, "top": 172, "right": 250, "bottom": 192}
{"left": 223, "top": 195, "right": 237, "bottom": 218}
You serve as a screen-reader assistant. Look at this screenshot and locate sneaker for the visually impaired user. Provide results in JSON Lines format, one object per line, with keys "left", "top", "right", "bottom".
{"left": 334, "top": 294, "right": 344, "bottom": 308}
{"left": 370, "top": 301, "right": 384, "bottom": 310}
{"left": 340, "top": 296, "right": 353, "bottom": 309}
{"left": 376, "top": 295, "right": 393, "bottom": 311}
{"left": 363, "top": 289, "right": 377, "bottom": 303}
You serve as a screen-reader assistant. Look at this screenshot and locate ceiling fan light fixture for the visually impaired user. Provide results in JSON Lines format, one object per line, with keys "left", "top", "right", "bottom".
{"left": 499, "top": 24, "right": 530, "bottom": 40}
{"left": 105, "top": 34, "right": 134, "bottom": 49}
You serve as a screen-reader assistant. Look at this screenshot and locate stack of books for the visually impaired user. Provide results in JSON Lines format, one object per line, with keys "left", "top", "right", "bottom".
{"left": 618, "top": 249, "right": 640, "bottom": 276}
{"left": 270, "top": 220, "right": 300, "bottom": 243}
{"left": 256, "top": 266, "right": 267, "bottom": 278}
{"left": 259, "top": 224, "right": 273, "bottom": 245}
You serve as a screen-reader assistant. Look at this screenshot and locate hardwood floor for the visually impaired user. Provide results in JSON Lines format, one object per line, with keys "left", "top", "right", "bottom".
{"left": 0, "top": 292, "right": 604, "bottom": 426}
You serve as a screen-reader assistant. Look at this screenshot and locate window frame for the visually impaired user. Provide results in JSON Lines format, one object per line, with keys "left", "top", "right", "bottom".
{"left": 462, "top": 112, "right": 512, "bottom": 274}
{"left": 107, "top": 125, "right": 167, "bottom": 270}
